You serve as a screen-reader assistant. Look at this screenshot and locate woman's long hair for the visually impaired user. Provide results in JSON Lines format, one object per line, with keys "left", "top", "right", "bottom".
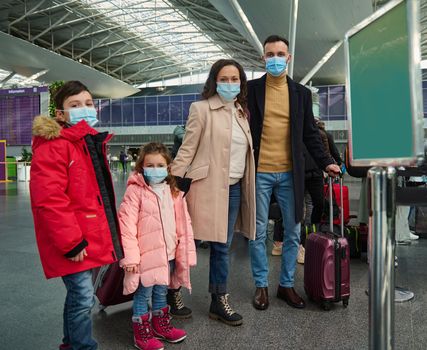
{"left": 134, "top": 142, "right": 179, "bottom": 197}
{"left": 201, "top": 59, "right": 247, "bottom": 110}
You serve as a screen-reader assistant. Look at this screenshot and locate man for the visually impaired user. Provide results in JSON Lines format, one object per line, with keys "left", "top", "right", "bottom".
{"left": 247, "top": 35, "right": 340, "bottom": 310}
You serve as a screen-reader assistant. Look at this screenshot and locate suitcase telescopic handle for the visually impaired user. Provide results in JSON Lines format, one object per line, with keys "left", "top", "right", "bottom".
{"left": 328, "top": 172, "right": 344, "bottom": 238}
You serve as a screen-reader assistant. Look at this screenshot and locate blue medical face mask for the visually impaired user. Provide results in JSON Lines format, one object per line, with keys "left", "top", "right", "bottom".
{"left": 143, "top": 167, "right": 169, "bottom": 184}
{"left": 265, "top": 56, "right": 287, "bottom": 77}
{"left": 67, "top": 107, "right": 99, "bottom": 127}
{"left": 216, "top": 83, "right": 241, "bottom": 101}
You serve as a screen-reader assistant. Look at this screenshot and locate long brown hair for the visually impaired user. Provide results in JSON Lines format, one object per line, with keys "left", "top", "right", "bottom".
{"left": 201, "top": 59, "right": 247, "bottom": 109}
{"left": 134, "top": 142, "right": 179, "bottom": 197}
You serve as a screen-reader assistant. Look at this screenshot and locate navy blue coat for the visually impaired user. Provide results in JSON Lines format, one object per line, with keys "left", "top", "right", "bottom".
{"left": 247, "top": 74, "right": 334, "bottom": 222}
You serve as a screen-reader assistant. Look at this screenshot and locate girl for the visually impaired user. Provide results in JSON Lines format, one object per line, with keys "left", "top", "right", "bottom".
{"left": 119, "top": 142, "right": 196, "bottom": 350}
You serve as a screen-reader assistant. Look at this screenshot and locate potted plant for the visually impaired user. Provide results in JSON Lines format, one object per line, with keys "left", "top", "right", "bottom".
{"left": 17, "top": 147, "right": 32, "bottom": 181}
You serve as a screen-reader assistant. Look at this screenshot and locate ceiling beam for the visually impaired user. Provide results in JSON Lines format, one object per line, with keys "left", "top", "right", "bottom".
{"left": 8, "top": 0, "right": 48, "bottom": 28}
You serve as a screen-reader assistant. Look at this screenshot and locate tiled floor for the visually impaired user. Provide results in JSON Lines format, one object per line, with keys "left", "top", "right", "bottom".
{"left": 0, "top": 174, "right": 426, "bottom": 350}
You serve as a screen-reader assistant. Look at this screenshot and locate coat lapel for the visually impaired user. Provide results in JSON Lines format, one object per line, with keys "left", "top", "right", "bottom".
{"left": 254, "top": 75, "right": 266, "bottom": 121}
{"left": 287, "top": 75, "right": 299, "bottom": 126}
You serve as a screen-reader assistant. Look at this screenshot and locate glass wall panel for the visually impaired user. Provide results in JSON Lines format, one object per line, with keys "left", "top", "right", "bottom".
{"left": 111, "top": 100, "right": 122, "bottom": 126}
{"left": 134, "top": 97, "right": 146, "bottom": 126}
{"left": 122, "top": 98, "right": 134, "bottom": 126}
{"left": 99, "top": 99, "right": 111, "bottom": 127}
{"left": 328, "top": 92, "right": 345, "bottom": 117}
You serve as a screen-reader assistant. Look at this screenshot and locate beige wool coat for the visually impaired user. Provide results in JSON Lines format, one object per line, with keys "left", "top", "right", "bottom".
{"left": 171, "top": 94, "right": 256, "bottom": 244}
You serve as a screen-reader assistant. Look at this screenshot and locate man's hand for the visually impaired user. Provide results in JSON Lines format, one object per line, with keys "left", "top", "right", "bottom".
{"left": 325, "top": 164, "right": 341, "bottom": 177}
{"left": 124, "top": 265, "right": 139, "bottom": 273}
{"left": 68, "top": 248, "right": 87, "bottom": 262}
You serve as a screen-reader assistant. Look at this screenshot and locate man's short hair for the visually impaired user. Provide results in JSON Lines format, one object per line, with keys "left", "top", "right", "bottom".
{"left": 263, "top": 35, "right": 289, "bottom": 49}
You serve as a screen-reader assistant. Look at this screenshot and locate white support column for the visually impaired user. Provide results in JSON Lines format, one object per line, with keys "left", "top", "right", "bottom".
{"left": 287, "top": 0, "right": 299, "bottom": 78}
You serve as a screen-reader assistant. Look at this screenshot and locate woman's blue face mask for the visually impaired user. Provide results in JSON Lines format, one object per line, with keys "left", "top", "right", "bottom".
{"left": 216, "top": 83, "right": 240, "bottom": 101}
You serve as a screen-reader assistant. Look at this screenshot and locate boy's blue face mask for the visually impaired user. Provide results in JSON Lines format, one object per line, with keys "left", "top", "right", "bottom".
{"left": 216, "top": 83, "right": 240, "bottom": 101}
{"left": 143, "top": 167, "right": 168, "bottom": 184}
{"left": 265, "top": 56, "right": 287, "bottom": 77}
{"left": 66, "top": 107, "right": 99, "bottom": 127}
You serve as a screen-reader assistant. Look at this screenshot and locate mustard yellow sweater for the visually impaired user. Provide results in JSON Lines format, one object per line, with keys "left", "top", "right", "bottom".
{"left": 258, "top": 73, "right": 292, "bottom": 172}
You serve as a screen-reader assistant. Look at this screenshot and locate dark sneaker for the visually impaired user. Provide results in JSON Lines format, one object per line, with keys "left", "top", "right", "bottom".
{"left": 167, "top": 288, "right": 192, "bottom": 319}
{"left": 209, "top": 293, "right": 243, "bottom": 326}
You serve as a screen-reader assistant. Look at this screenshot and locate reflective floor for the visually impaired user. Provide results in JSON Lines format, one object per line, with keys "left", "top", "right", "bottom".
{"left": 0, "top": 173, "right": 426, "bottom": 350}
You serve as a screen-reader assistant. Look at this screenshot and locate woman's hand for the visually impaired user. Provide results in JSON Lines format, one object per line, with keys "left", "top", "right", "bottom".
{"left": 68, "top": 248, "right": 87, "bottom": 262}
{"left": 124, "top": 264, "right": 139, "bottom": 273}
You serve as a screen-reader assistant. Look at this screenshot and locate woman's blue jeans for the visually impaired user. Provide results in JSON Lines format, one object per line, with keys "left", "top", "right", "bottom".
{"left": 209, "top": 182, "right": 241, "bottom": 294}
{"left": 62, "top": 269, "right": 97, "bottom": 350}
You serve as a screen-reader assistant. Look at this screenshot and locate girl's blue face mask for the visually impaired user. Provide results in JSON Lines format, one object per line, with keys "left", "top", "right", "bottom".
{"left": 216, "top": 83, "right": 240, "bottom": 101}
{"left": 265, "top": 56, "right": 287, "bottom": 77}
{"left": 65, "top": 107, "right": 99, "bottom": 127}
{"left": 143, "top": 167, "right": 168, "bottom": 184}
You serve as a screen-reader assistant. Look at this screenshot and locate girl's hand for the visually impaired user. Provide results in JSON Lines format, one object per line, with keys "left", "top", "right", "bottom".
{"left": 68, "top": 248, "right": 87, "bottom": 262}
{"left": 124, "top": 265, "right": 139, "bottom": 273}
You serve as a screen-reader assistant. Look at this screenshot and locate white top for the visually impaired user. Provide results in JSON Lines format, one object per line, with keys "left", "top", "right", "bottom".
{"left": 151, "top": 182, "right": 177, "bottom": 260}
{"left": 229, "top": 106, "right": 248, "bottom": 185}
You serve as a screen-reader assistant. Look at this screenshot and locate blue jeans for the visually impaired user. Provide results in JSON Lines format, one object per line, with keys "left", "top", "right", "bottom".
{"left": 133, "top": 260, "right": 175, "bottom": 316}
{"left": 209, "top": 182, "right": 241, "bottom": 294}
{"left": 62, "top": 269, "right": 97, "bottom": 350}
{"left": 249, "top": 172, "right": 301, "bottom": 288}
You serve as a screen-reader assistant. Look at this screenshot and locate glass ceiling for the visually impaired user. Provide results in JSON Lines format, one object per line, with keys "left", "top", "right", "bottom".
{"left": 81, "top": 0, "right": 231, "bottom": 70}
{"left": 0, "top": 69, "right": 44, "bottom": 89}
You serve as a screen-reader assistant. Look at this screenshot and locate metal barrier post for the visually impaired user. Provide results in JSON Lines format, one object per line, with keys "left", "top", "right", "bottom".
{"left": 368, "top": 167, "right": 396, "bottom": 350}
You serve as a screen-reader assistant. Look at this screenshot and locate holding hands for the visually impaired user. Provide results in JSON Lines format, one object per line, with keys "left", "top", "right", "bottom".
{"left": 124, "top": 264, "right": 139, "bottom": 273}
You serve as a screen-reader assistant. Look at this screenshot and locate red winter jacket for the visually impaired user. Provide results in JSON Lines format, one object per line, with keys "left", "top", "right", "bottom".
{"left": 30, "top": 116, "right": 123, "bottom": 279}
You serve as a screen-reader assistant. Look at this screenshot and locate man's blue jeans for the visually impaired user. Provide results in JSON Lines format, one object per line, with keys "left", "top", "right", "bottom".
{"left": 133, "top": 260, "right": 175, "bottom": 316}
{"left": 62, "top": 269, "right": 97, "bottom": 350}
{"left": 249, "top": 172, "right": 301, "bottom": 288}
{"left": 209, "top": 182, "right": 241, "bottom": 294}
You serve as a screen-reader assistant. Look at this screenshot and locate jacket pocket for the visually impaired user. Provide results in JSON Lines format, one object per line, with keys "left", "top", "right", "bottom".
{"left": 186, "top": 164, "right": 209, "bottom": 181}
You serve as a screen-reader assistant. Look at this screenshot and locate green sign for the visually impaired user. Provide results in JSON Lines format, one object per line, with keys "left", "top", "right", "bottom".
{"left": 345, "top": 0, "right": 424, "bottom": 166}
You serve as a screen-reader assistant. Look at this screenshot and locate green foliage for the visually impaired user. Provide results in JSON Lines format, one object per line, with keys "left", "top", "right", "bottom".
{"left": 20, "top": 147, "right": 32, "bottom": 162}
{"left": 48, "top": 80, "right": 65, "bottom": 118}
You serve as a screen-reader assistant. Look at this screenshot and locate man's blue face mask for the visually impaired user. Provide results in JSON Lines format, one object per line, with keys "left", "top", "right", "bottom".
{"left": 65, "top": 107, "right": 99, "bottom": 127}
{"left": 265, "top": 56, "right": 287, "bottom": 77}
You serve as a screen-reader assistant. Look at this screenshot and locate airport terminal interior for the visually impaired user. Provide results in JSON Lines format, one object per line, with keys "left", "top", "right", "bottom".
{"left": 1, "top": 0, "right": 427, "bottom": 349}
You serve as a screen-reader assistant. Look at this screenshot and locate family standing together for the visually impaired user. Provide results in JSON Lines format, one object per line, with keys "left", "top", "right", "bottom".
{"left": 30, "top": 35, "right": 340, "bottom": 350}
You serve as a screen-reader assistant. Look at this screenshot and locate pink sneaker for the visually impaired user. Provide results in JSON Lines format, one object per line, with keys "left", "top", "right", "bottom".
{"left": 132, "top": 313, "right": 164, "bottom": 350}
{"left": 152, "top": 306, "right": 187, "bottom": 343}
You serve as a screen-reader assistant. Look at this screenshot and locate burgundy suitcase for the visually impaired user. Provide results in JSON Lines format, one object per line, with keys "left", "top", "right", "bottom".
{"left": 304, "top": 176, "right": 350, "bottom": 310}
{"left": 93, "top": 262, "right": 133, "bottom": 310}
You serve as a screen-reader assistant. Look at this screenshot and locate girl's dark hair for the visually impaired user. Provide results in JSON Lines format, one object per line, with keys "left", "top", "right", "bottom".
{"left": 201, "top": 59, "right": 247, "bottom": 109}
{"left": 54, "top": 81, "right": 92, "bottom": 110}
{"left": 134, "top": 142, "right": 179, "bottom": 197}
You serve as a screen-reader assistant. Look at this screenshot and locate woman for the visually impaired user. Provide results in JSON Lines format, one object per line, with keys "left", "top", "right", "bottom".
{"left": 171, "top": 59, "right": 256, "bottom": 326}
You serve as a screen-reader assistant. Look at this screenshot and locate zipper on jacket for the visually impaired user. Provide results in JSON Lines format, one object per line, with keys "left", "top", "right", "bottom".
{"left": 83, "top": 145, "right": 88, "bottom": 155}
{"left": 97, "top": 195, "right": 102, "bottom": 206}
{"left": 154, "top": 192, "right": 170, "bottom": 283}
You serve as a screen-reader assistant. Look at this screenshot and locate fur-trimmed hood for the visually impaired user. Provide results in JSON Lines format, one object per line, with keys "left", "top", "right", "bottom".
{"left": 32, "top": 115, "right": 98, "bottom": 149}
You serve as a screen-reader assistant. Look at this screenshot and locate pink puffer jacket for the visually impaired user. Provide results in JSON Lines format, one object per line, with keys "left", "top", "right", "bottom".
{"left": 119, "top": 172, "right": 196, "bottom": 295}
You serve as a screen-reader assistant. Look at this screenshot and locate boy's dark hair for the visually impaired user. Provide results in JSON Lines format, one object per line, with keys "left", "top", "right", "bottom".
{"left": 201, "top": 59, "right": 247, "bottom": 109}
{"left": 54, "top": 81, "right": 92, "bottom": 110}
{"left": 263, "top": 35, "right": 289, "bottom": 49}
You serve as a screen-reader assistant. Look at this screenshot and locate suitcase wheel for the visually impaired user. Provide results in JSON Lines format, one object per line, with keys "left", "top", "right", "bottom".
{"left": 343, "top": 299, "right": 349, "bottom": 308}
{"left": 321, "top": 301, "right": 331, "bottom": 311}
